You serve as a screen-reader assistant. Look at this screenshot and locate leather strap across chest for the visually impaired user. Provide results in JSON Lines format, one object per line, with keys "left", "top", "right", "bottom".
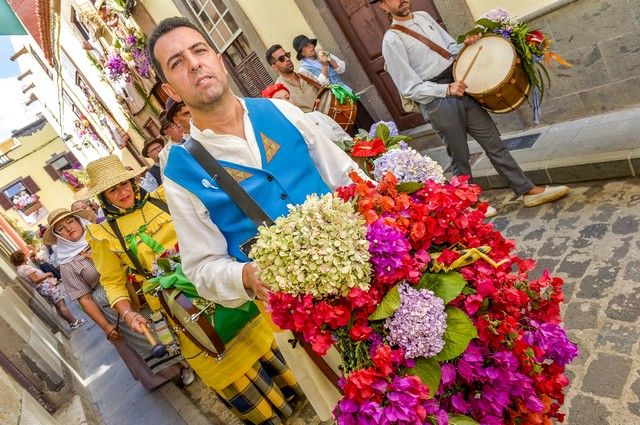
{"left": 390, "top": 24, "right": 451, "bottom": 60}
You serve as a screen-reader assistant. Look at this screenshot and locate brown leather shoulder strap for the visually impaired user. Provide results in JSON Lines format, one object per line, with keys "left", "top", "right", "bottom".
{"left": 297, "top": 72, "right": 323, "bottom": 90}
{"left": 158, "top": 290, "right": 226, "bottom": 357}
{"left": 390, "top": 24, "right": 451, "bottom": 60}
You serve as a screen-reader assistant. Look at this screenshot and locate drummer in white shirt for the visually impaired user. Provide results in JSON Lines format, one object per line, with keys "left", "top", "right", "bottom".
{"left": 373, "top": 0, "right": 569, "bottom": 212}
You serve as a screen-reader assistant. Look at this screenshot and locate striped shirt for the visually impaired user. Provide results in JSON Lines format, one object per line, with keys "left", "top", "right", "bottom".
{"left": 59, "top": 254, "right": 101, "bottom": 301}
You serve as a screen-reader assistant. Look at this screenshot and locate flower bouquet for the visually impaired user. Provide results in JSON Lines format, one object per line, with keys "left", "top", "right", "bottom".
{"left": 249, "top": 125, "right": 578, "bottom": 424}
{"left": 457, "top": 8, "right": 571, "bottom": 122}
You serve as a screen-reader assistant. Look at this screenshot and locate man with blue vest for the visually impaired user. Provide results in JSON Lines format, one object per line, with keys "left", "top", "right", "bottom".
{"left": 148, "top": 17, "right": 354, "bottom": 422}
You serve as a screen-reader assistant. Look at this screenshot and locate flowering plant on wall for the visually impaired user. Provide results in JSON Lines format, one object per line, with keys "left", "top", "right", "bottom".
{"left": 13, "top": 193, "right": 39, "bottom": 211}
{"left": 74, "top": 115, "right": 101, "bottom": 150}
{"left": 106, "top": 52, "right": 131, "bottom": 82}
{"left": 124, "top": 32, "right": 151, "bottom": 79}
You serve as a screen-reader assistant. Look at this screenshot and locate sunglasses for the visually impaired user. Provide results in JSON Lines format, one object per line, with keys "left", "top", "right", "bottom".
{"left": 271, "top": 51, "right": 291, "bottom": 65}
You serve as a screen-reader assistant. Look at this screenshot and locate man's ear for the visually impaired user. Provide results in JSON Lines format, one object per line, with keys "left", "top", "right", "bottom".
{"left": 162, "top": 82, "right": 182, "bottom": 102}
{"left": 215, "top": 53, "right": 229, "bottom": 77}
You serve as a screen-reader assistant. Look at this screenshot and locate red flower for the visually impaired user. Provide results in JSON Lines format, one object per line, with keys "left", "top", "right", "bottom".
{"left": 349, "top": 323, "right": 373, "bottom": 340}
{"left": 527, "top": 30, "right": 545, "bottom": 44}
{"left": 351, "top": 137, "right": 387, "bottom": 157}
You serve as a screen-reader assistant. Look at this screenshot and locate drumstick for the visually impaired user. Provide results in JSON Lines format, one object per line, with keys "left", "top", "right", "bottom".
{"left": 460, "top": 45, "right": 483, "bottom": 83}
{"left": 141, "top": 323, "right": 168, "bottom": 358}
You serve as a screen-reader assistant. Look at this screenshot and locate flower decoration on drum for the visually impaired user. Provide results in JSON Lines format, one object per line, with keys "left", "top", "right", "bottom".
{"left": 249, "top": 129, "right": 579, "bottom": 424}
{"left": 458, "top": 8, "right": 572, "bottom": 122}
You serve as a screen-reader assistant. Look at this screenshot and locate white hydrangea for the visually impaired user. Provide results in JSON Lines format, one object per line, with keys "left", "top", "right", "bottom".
{"left": 249, "top": 193, "right": 371, "bottom": 298}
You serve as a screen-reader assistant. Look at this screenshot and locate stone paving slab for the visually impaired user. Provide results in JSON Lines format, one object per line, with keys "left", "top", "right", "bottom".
{"left": 65, "top": 304, "right": 191, "bottom": 425}
{"left": 484, "top": 177, "right": 640, "bottom": 425}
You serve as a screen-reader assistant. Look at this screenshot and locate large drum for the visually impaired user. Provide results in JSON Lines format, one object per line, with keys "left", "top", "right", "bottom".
{"left": 315, "top": 87, "right": 358, "bottom": 132}
{"left": 453, "top": 35, "right": 531, "bottom": 113}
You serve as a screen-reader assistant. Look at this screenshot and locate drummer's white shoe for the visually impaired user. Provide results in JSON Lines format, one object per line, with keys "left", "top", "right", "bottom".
{"left": 523, "top": 185, "right": 570, "bottom": 207}
{"left": 484, "top": 205, "right": 498, "bottom": 219}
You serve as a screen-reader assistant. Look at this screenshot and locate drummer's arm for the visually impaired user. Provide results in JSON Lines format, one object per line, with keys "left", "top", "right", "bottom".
{"left": 382, "top": 36, "right": 448, "bottom": 101}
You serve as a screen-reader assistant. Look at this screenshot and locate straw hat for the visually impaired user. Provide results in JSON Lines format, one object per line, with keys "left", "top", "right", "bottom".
{"left": 73, "top": 155, "right": 147, "bottom": 200}
{"left": 42, "top": 208, "right": 92, "bottom": 246}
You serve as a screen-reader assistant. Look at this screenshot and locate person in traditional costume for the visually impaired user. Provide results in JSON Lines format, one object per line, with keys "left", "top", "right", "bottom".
{"left": 44, "top": 207, "right": 190, "bottom": 389}
{"left": 79, "top": 155, "right": 299, "bottom": 424}
{"left": 148, "top": 17, "right": 367, "bottom": 421}
{"left": 372, "top": 0, "right": 569, "bottom": 210}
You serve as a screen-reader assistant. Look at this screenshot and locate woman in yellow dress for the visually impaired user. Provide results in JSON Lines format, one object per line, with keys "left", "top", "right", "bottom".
{"left": 78, "top": 155, "right": 301, "bottom": 424}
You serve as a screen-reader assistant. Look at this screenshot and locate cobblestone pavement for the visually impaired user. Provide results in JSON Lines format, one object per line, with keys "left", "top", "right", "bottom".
{"left": 484, "top": 177, "right": 640, "bottom": 425}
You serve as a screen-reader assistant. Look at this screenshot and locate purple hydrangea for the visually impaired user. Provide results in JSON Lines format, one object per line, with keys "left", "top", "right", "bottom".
{"left": 483, "top": 8, "right": 510, "bottom": 22}
{"left": 373, "top": 145, "right": 445, "bottom": 184}
{"left": 367, "top": 220, "right": 412, "bottom": 281}
{"left": 369, "top": 121, "right": 399, "bottom": 138}
{"left": 524, "top": 321, "right": 580, "bottom": 367}
{"left": 385, "top": 284, "right": 447, "bottom": 359}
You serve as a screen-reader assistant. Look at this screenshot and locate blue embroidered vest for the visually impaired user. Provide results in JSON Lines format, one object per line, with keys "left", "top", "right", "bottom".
{"left": 164, "top": 98, "right": 330, "bottom": 262}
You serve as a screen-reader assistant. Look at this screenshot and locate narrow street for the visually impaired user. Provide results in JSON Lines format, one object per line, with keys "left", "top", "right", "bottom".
{"left": 485, "top": 178, "right": 640, "bottom": 424}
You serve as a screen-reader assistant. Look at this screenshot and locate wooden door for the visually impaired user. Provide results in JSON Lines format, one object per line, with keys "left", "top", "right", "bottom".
{"left": 326, "top": 0, "right": 444, "bottom": 130}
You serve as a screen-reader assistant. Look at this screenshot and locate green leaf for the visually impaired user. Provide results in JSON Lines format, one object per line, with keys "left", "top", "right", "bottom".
{"left": 387, "top": 135, "right": 412, "bottom": 146}
{"left": 406, "top": 357, "right": 441, "bottom": 398}
{"left": 156, "top": 258, "right": 173, "bottom": 274}
{"left": 417, "top": 271, "right": 467, "bottom": 304}
{"left": 435, "top": 306, "right": 477, "bottom": 361}
{"left": 474, "top": 18, "right": 500, "bottom": 30}
{"left": 375, "top": 122, "right": 391, "bottom": 142}
{"left": 368, "top": 284, "right": 400, "bottom": 320}
{"left": 396, "top": 182, "right": 424, "bottom": 194}
{"left": 449, "top": 414, "right": 480, "bottom": 425}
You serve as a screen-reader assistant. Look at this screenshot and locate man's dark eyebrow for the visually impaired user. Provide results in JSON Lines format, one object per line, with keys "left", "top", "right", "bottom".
{"left": 166, "top": 42, "right": 209, "bottom": 67}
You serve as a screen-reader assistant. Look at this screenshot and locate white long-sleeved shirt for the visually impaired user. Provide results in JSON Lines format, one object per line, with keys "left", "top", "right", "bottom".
{"left": 163, "top": 98, "right": 361, "bottom": 308}
{"left": 382, "top": 11, "right": 463, "bottom": 105}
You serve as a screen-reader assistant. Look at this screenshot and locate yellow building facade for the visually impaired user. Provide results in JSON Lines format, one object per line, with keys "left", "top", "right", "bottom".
{"left": 0, "top": 117, "right": 77, "bottom": 231}
{"left": 234, "top": 0, "right": 314, "bottom": 66}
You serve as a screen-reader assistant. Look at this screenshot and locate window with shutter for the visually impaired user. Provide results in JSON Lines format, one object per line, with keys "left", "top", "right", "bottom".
{"left": 236, "top": 52, "right": 274, "bottom": 97}
{"left": 65, "top": 151, "right": 80, "bottom": 168}
{"left": 22, "top": 176, "right": 40, "bottom": 193}
{"left": 0, "top": 193, "right": 12, "bottom": 210}
{"left": 44, "top": 164, "right": 60, "bottom": 181}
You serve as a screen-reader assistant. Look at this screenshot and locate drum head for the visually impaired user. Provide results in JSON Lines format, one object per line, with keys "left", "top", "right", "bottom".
{"left": 163, "top": 291, "right": 220, "bottom": 355}
{"left": 454, "top": 35, "right": 516, "bottom": 95}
